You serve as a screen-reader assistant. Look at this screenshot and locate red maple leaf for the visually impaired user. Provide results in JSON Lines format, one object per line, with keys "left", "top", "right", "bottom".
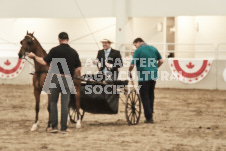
{"left": 4, "top": 59, "right": 11, "bottom": 66}
{"left": 186, "top": 62, "right": 195, "bottom": 69}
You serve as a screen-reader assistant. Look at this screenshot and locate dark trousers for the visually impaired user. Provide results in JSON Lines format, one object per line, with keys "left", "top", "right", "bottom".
{"left": 50, "top": 75, "right": 71, "bottom": 131}
{"left": 138, "top": 80, "right": 156, "bottom": 120}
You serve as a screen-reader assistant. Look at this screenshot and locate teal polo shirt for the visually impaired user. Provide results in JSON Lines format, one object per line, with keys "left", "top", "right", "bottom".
{"left": 131, "top": 43, "right": 162, "bottom": 81}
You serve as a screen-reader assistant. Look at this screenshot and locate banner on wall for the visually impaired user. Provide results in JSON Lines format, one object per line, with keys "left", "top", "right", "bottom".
{"left": 0, "top": 58, "right": 25, "bottom": 79}
{"left": 168, "top": 58, "right": 213, "bottom": 84}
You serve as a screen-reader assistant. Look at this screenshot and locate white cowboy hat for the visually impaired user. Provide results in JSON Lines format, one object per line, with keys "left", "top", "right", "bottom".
{"left": 100, "top": 39, "right": 113, "bottom": 44}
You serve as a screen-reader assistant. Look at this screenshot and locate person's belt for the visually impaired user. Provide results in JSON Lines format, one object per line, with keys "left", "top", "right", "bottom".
{"left": 55, "top": 73, "right": 71, "bottom": 78}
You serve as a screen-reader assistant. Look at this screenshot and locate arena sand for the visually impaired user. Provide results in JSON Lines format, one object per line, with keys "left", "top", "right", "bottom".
{"left": 0, "top": 85, "right": 226, "bottom": 151}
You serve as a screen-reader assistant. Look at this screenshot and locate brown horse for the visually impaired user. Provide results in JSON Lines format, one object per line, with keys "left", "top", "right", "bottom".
{"left": 18, "top": 31, "right": 81, "bottom": 131}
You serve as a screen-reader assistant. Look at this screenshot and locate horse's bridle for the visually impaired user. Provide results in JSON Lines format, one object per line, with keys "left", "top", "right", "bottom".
{"left": 26, "top": 35, "right": 35, "bottom": 41}
{"left": 21, "top": 35, "right": 35, "bottom": 59}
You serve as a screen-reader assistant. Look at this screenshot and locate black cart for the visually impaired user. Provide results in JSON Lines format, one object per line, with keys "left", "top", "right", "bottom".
{"left": 68, "top": 75, "right": 142, "bottom": 125}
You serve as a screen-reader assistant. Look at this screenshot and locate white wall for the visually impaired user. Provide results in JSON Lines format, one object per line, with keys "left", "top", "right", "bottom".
{"left": 122, "top": 17, "right": 165, "bottom": 57}
{"left": 175, "top": 16, "right": 195, "bottom": 58}
{"left": 194, "top": 16, "right": 226, "bottom": 59}
{"left": 0, "top": 18, "right": 116, "bottom": 58}
{"left": 1, "top": 16, "right": 226, "bottom": 59}
{"left": 174, "top": 16, "right": 226, "bottom": 59}
{"left": 0, "top": 17, "right": 167, "bottom": 58}
{"left": 132, "top": 17, "right": 165, "bottom": 44}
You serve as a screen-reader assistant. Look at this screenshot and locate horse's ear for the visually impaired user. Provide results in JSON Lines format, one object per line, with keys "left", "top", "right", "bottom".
{"left": 31, "top": 32, "right": 34, "bottom": 36}
{"left": 26, "top": 30, "right": 28, "bottom": 35}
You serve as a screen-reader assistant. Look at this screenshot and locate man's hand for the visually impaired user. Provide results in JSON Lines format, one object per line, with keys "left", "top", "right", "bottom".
{"left": 129, "top": 64, "right": 134, "bottom": 72}
{"left": 27, "top": 53, "right": 47, "bottom": 66}
{"left": 128, "top": 64, "right": 134, "bottom": 79}
{"left": 27, "top": 52, "right": 36, "bottom": 59}
{"left": 93, "top": 59, "right": 99, "bottom": 65}
{"left": 105, "top": 62, "right": 112, "bottom": 69}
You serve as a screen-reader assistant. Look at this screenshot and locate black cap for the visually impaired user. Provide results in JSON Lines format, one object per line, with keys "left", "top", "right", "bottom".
{"left": 58, "top": 32, "right": 69, "bottom": 40}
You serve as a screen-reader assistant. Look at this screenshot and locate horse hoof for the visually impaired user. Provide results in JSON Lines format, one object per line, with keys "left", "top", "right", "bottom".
{"left": 31, "top": 123, "right": 38, "bottom": 131}
{"left": 76, "top": 120, "right": 81, "bottom": 129}
{"left": 30, "top": 121, "right": 39, "bottom": 131}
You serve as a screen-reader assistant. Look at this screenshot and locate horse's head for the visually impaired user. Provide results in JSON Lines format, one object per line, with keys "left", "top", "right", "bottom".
{"left": 18, "top": 31, "right": 36, "bottom": 59}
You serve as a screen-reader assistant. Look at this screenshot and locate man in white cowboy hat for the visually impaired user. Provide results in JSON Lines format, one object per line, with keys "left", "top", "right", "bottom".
{"left": 94, "top": 39, "right": 123, "bottom": 80}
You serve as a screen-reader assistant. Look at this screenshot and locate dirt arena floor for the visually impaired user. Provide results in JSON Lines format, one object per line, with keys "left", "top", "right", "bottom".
{"left": 0, "top": 84, "right": 226, "bottom": 151}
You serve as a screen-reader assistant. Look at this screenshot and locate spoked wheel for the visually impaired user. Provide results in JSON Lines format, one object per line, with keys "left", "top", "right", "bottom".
{"left": 125, "top": 89, "right": 141, "bottom": 125}
{"left": 68, "top": 106, "right": 85, "bottom": 123}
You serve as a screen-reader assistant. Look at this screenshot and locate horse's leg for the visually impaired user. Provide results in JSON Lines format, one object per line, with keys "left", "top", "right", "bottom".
{"left": 76, "top": 91, "right": 81, "bottom": 128}
{"left": 31, "top": 87, "right": 41, "bottom": 131}
{"left": 74, "top": 80, "right": 81, "bottom": 128}
{"left": 67, "top": 94, "right": 73, "bottom": 126}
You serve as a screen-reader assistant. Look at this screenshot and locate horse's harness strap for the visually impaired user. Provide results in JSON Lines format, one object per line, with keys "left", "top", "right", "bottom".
{"left": 29, "top": 71, "right": 48, "bottom": 75}
{"left": 33, "top": 71, "right": 48, "bottom": 89}
{"left": 35, "top": 71, "right": 48, "bottom": 74}
{"left": 26, "top": 35, "right": 35, "bottom": 41}
{"left": 54, "top": 73, "right": 71, "bottom": 78}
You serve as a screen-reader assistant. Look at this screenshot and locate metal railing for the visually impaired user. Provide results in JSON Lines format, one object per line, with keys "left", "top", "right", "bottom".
{"left": 0, "top": 42, "right": 226, "bottom": 59}
{"left": 120, "top": 43, "right": 226, "bottom": 59}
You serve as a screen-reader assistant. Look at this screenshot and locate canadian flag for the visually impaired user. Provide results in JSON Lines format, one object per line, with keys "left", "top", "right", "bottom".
{"left": 0, "top": 57, "right": 25, "bottom": 79}
{"left": 168, "top": 58, "right": 213, "bottom": 84}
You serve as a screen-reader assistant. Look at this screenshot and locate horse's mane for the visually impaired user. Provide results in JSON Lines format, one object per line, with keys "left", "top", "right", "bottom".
{"left": 30, "top": 34, "right": 47, "bottom": 56}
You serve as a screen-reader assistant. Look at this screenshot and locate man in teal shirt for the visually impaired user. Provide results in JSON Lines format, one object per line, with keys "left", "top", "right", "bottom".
{"left": 129, "top": 38, "right": 163, "bottom": 123}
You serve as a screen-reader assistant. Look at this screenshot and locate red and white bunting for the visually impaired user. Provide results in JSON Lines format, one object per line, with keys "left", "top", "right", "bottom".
{"left": 168, "top": 58, "right": 213, "bottom": 84}
{"left": 0, "top": 58, "right": 25, "bottom": 79}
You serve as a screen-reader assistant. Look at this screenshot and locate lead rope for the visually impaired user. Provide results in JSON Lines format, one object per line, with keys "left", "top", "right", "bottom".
{"left": 24, "top": 57, "right": 34, "bottom": 67}
{"left": 23, "top": 55, "right": 42, "bottom": 88}
{"left": 23, "top": 54, "right": 35, "bottom": 68}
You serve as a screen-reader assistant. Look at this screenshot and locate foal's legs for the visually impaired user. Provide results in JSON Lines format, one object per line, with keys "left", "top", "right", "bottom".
{"left": 34, "top": 88, "right": 41, "bottom": 123}
{"left": 31, "top": 87, "right": 41, "bottom": 131}
{"left": 75, "top": 90, "right": 80, "bottom": 119}
{"left": 75, "top": 92, "right": 81, "bottom": 128}
{"left": 74, "top": 79, "right": 81, "bottom": 128}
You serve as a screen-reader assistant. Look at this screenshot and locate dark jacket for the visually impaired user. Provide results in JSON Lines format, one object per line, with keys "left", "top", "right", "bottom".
{"left": 96, "top": 48, "right": 123, "bottom": 76}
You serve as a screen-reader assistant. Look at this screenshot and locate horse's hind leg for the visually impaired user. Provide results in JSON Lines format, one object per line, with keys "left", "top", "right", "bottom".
{"left": 31, "top": 88, "right": 41, "bottom": 131}
{"left": 74, "top": 68, "right": 82, "bottom": 128}
{"left": 75, "top": 84, "right": 81, "bottom": 129}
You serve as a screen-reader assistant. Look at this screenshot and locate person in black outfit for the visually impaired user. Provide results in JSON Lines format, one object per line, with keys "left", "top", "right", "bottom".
{"left": 94, "top": 39, "right": 123, "bottom": 81}
{"left": 27, "top": 32, "right": 81, "bottom": 133}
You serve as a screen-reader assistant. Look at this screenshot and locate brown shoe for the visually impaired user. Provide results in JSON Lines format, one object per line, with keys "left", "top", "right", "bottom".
{"left": 61, "top": 129, "right": 70, "bottom": 134}
{"left": 47, "top": 127, "right": 58, "bottom": 133}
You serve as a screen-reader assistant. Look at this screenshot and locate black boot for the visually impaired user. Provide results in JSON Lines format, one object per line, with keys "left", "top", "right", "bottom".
{"left": 144, "top": 118, "right": 154, "bottom": 124}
